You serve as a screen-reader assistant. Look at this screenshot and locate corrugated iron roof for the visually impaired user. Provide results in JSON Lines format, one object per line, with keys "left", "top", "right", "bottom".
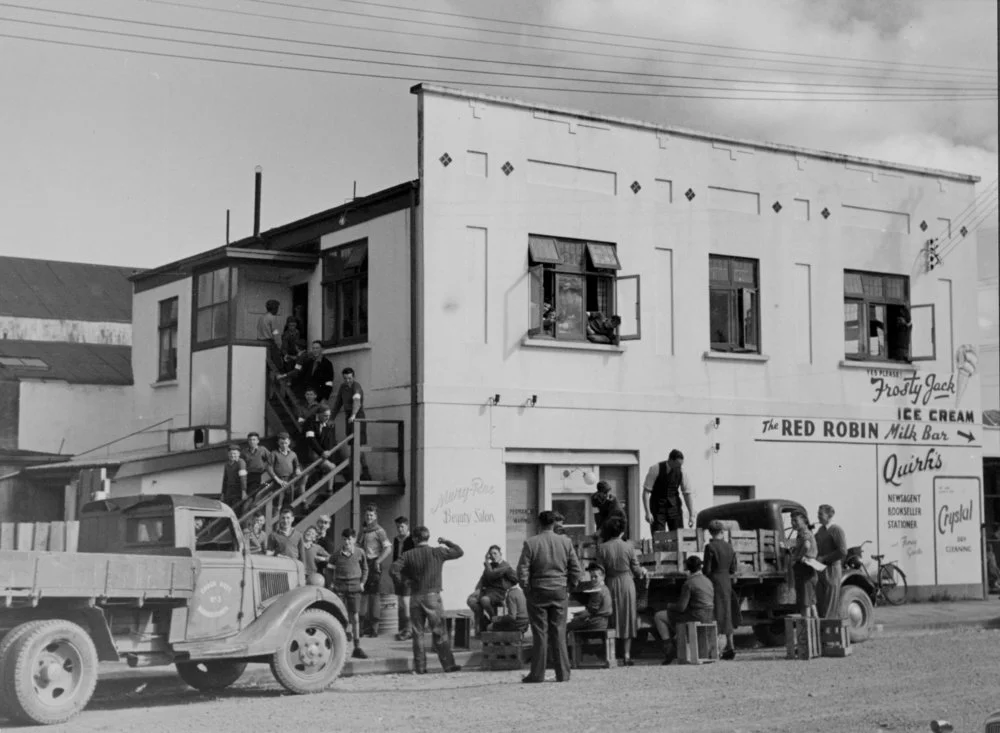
{"left": 0, "top": 340, "right": 132, "bottom": 385}
{"left": 0, "top": 256, "right": 142, "bottom": 322}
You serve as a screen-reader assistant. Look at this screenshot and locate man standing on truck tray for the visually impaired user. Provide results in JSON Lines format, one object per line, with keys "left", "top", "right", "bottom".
{"left": 241, "top": 432, "right": 271, "bottom": 499}
{"left": 390, "top": 526, "right": 464, "bottom": 674}
{"left": 358, "top": 504, "right": 392, "bottom": 637}
{"left": 266, "top": 506, "right": 303, "bottom": 560}
{"left": 653, "top": 555, "right": 714, "bottom": 665}
{"left": 266, "top": 432, "right": 301, "bottom": 499}
{"left": 517, "top": 510, "right": 584, "bottom": 684}
{"left": 642, "top": 449, "right": 696, "bottom": 532}
{"left": 331, "top": 367, "right": 372, "bottom": 481}
{"left": 221, "top": 444, "right": 248, "bottom": 510}
{"left": 815, "top": 504, "right": 847, "bottom": 619}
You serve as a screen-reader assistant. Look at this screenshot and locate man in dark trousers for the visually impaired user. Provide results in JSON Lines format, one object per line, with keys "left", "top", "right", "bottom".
{"left": 331, "top": 367, "right": 371, "bottom": 480}
{"left": 815, "top": 504, "right": 847, "bottom": 619}
{"left": 516, "top": 510, "right": 583, "bottom": 684}
{"left": 220, "top": 444, "right": 247, "bottom": 510}
{"left": 290, "top": 340, "right": 335, "bottom": 401}
{"left": 642, "top": 449, "right": 696, "bottom": 532}
{"left": 240, "top": 432, "right": 271, "bottom": 499}
{"left": 390, "top": 527, "right": 463, "bottom": 674}
{"left": 304, "top": 404, "right": 339, "bottom": 471}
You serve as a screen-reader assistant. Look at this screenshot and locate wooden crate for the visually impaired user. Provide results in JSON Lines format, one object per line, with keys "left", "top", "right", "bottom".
{"left": 735, "top": 551, "right": 759, "bottom": 573}
{"left": 568, "top": 628, "right": 616, "bottom": 669}
{"left": 785, "top": 616, "right": 821, "bottom": 660}
{"left": 652, "top": 529, "right": 702, "bottom": 553}
{"left": 480, "top": 631, "right": 526, "bottom": 671}
{"left": 729, "top": 530, "right": 759, "bottom": 553}
{"left": 444, "top": 613, "right": 473, "bottom": 650}
{"left": 638, "top": 550, "right": 689, "bottom": 575}
{"left": 819, "top": 619, "right": 852, "bottom": 657}
{"left": 0, "top": 521, "right": 79, "bottom": 553}
{"left": 676, "top": 622, "right": 719, "bottom": 665}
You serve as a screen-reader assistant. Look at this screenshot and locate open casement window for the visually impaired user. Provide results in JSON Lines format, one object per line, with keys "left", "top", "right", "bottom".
{"left": 909, "top": 303, "right": 936, "bottom": 361}
{"left": 709, "top": 255, "right": 760, "bottom": 353}
{"left": 527, "top": 235, "right": 636, "bottom": 344}
{"left": 843, "top": 270, "right": 916, "bottom": 362}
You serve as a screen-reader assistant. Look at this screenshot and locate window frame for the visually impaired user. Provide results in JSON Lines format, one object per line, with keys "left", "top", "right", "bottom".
{"left": 322, "top": 239, "right": 369, "bottom": 347}
{"left": 157, "top": 296, "right": 179, "bottom": 381}
{"left": 192, "top": 266, "right": 235, "bottom": 349}
{"left": 708, "top": 254, "right": 761, "bottom": 354}
{"left": 842, "top": 269, "right": 917, "bottom": 363}
{"left": 527, "top": 234, "right": 637, "bottom": 344}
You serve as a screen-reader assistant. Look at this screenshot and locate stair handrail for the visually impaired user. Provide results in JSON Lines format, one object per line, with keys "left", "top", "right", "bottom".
{"left": 265, "top": 353, "right": 307, "bottom": 435}
{"left": 236, "top": 432, "right": 352, "bottom": 525}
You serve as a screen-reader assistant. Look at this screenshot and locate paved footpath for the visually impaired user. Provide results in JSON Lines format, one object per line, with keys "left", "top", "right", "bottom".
{"left": 98, "top": 597, "right": 1000, "bottom": 685}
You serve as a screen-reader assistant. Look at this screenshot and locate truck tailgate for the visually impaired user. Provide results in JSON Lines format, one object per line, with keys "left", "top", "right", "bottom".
{"left": 0, "top": 550, "right": 197, "bottom": 602}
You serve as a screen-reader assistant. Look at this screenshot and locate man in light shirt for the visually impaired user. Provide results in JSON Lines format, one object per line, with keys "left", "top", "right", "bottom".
{"left": 642, "top": 449, "right": 695, "bottom": 532}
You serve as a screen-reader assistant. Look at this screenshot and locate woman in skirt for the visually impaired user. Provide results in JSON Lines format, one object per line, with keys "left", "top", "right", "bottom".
{"left": 596, "top": 517, "right": 647, "bottom": 666}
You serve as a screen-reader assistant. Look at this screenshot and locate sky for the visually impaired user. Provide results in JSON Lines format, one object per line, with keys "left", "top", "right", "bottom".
{"left": 0, "top": 0, "right": 996, "bottom": 270}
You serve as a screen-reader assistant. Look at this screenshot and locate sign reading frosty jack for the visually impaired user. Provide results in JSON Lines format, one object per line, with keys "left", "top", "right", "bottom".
{"left": 933, "top": 477, "right": 981, "bottom": 585}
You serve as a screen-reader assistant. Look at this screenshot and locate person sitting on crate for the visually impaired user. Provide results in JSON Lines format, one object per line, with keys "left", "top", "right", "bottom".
{"left": 567, "top": 563, "right": 614, "bottom": 631}
{"left": 703, "top": 520, "right": 738, "bottom": 661}
{"left": 596, "top": 516, "right": 646, "bottom": 666}
{"left": 653, "top": 555, "right": 714, "bottom": 665}
{"left": 591, "top": 480, "right": 628, "bottom": 540}
{"left": 488, "top": 585, "right": 530, "bottom": 635}
{"left": 467, "top": 545, "right": 519, "bottom": 636}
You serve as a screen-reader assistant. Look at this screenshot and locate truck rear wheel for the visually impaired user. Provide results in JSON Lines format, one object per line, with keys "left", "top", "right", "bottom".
{"left": 0, "top": 621, "right": 41, "bottom": 713}
{"left": 752, "top": 621, "right": 786, "bottom": 647}
{"left": 2, "top": 619, "right": 98, "bottom": 726}
{"left": 176, "top": 660, "right": 248, "bottom": 692}
{"left": 270, "top": 608, "right": 347, "bottom": 694}
{"left": 839, "top": 585, "right": 875, "bottom": 643}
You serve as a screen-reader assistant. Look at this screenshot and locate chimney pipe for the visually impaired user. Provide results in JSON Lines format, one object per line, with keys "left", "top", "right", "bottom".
{"left": 226, "top": 209, "right": 230, "bottom": 245}
{"left": 253, "top": 166, "right": 262, "bottom": 238}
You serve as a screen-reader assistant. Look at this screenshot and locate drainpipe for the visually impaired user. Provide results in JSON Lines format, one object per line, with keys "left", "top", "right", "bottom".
{"left": 409, "top": 181, "right": 420, "bottom": 524}
{"left": 253, "top": 166, "right": 262, "bottom": 238}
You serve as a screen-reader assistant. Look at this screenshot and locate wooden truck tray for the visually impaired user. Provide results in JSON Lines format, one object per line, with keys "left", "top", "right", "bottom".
{"left": 0, "top": 550, "right": 198, "bottom": 606}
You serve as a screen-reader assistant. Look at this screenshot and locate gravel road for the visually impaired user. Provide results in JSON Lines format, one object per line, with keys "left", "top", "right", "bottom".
{"left": 4, "top": 627, "right": 997, "bottom": 733}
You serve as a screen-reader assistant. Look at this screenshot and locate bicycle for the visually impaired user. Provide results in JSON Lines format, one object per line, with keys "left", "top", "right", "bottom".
{"left": 844, "top": 540, "right": 908, "bottom": 606}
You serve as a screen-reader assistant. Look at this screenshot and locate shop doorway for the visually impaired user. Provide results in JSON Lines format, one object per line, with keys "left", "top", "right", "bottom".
{"left": 505, "top": 464, "right": 539, "bottom": 563}
{"left": 714, "top": 485, "right": 754, "bottom": 506}
{"left": 291, "top": 283, "right": 309, "bottom": 339}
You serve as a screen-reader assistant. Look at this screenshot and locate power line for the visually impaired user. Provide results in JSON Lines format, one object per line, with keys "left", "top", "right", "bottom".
{"left": 321, "top": 0, "right": 1000, "bottom": 77}
{"left": 938, "top": 203, "right": 999, "bottom": 262}
{"left": 937, "top": 190, "right": 1000, "bottom": 262}
{"left": 4, "top": 13, "right": 996, "bottom": 99}
{"left": 251, "top": 0, "right": 999, "bottom": 81}
{"left": 2, "top": 2, "right": 993, "bottom": 93}
{"left": 137, "top": 0, "right": 998, "bottom": 87}
{"left": 3, "top": 30, "right": 995, "bottom": 103}
{"left": 932, "top": 179, "right": 999, "bottom": 258}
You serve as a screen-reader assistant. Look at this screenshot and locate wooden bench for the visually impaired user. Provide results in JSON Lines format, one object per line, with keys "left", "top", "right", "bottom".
{"left": 479, "top": 631, "right": 527, "bottom": 671}
{"left": 567, "top": 628, "right": 616, "bottom": 669}
{"left": 676, "top": 621, "right": 719, "bottom": 665}
{"left": 819, "top": 619, "right": 852, "bottom": 657}
{"left": 785, "top": 615, "right": 821, "bottom": 660}
{"left": 443, "top": 612, "right": 473, "bottom": 650}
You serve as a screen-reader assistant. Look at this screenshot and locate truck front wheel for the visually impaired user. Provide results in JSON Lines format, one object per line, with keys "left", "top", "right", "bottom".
{"left": 1, "top": 619, "right": 98, "bottom": 726}
{"left": 839, "top": 585, "right": 875, "bottom": 643}
{"left": 270, "top": 608, "right": 347, "bottom": 694}
{"left": 176, "top": 660, "right": 248, "bottom": 692}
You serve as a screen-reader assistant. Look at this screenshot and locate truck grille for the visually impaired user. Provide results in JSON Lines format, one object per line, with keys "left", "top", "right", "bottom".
{"left": 258, "top": 571, "right": 290, "bottom": 601}
{"left": 985, "top": 721, "right": 1000, "bottom": 733}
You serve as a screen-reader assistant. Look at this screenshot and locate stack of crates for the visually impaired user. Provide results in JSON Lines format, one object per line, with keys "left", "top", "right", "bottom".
{"left": 639, "top": 530, "right": 703, "bottom": 576}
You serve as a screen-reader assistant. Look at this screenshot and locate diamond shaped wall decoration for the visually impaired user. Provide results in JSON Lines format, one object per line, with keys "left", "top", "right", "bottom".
{"left": 630, "top": 181, "right": 642, "bottom": 194}
{"left": 960, "top": 225, "right": 968, "bottom": 237}
{"left": 685, "top": 188, "right": 696, "bottom": 201}
{"left": 502, "top": 161, "right": 514, "bottom": 176}
{"left": 919, "top": 220, "right": 928, "bottom": 231}
{"left": 772, "top": 201, "right": 782, "bottom": 213}
{"left": 821, "top": 207, "right": 831, "bottom": 219}
{"left": 439, "top": 153, "right": 452, "bottom": 167}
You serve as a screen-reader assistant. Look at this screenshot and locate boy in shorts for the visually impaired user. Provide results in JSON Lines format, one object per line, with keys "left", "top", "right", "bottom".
{"left": 327, "top": 528, "right": 369, "bottom": 659}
